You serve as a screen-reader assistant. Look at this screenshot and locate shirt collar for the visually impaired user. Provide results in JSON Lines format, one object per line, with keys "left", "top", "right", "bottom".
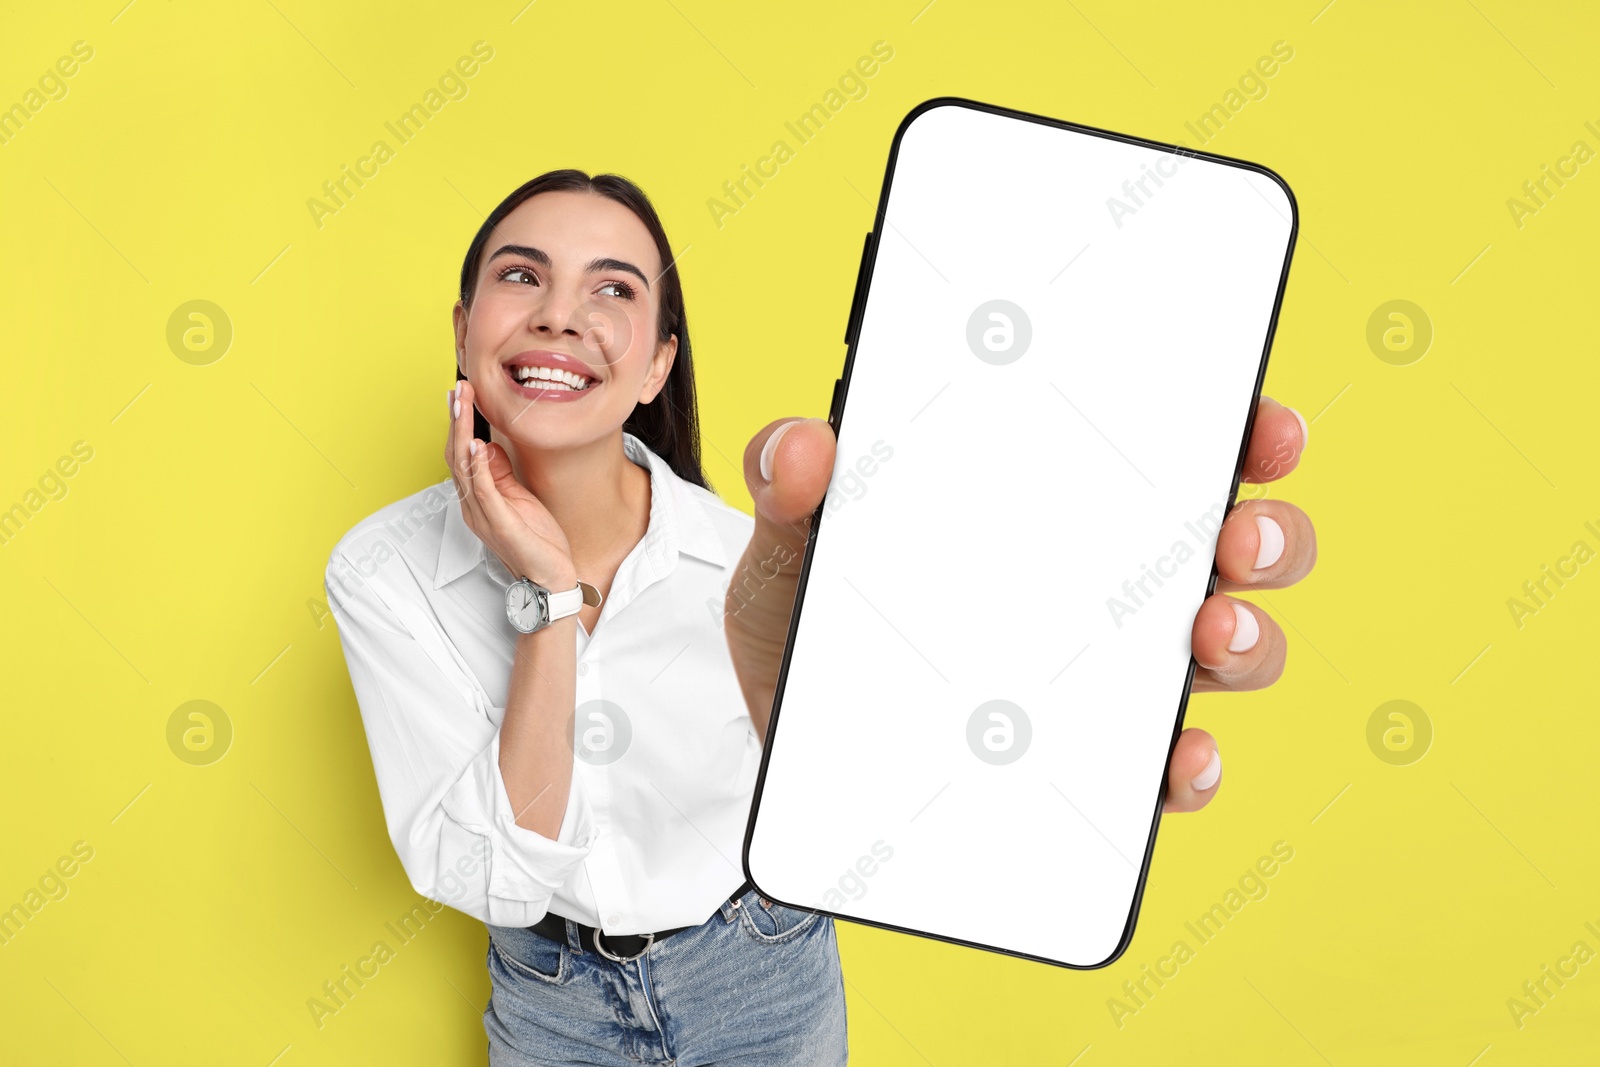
{"left": 433, "top": 430, "right": 727, "bottom": 589}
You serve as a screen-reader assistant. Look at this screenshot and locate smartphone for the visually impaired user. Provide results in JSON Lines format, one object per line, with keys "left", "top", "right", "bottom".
{"left": 742, "top": 97, "right": 1297, "bottom": 969}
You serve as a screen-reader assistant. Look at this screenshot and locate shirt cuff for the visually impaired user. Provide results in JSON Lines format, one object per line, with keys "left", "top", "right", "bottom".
{"left": 440, "top": 728, "right": 596, "bottom": 916}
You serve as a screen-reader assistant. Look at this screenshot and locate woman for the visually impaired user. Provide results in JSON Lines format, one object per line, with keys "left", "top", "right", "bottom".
{"left": 324, "top": 169, "right": 1316, "bottom": 1064}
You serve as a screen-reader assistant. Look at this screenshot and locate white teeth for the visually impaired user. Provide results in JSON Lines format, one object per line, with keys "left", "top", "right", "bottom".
{"left": 511, "top": 364, "right": 593, "bottom": 390}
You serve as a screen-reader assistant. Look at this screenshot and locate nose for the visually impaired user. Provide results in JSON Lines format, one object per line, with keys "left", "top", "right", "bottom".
{"left": 526, "top": 283, "right": 583, "bottom": 340}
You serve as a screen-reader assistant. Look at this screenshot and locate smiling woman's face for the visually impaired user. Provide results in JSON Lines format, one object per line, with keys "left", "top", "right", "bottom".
{"left": 453, "top": 189, "right": 675, "bottom": 449}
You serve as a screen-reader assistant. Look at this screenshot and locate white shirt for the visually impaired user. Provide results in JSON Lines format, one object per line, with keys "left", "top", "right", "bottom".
{"left": 324, "top": 431, "right": 761, "bottom": 934}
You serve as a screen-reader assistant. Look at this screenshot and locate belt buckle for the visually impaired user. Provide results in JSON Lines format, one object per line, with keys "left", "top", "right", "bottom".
{"left": 593, "top": 928, "right": 653, "bottom": 964}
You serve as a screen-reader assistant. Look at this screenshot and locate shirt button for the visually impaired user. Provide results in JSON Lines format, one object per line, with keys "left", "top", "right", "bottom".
{"left": 578, "top": 662, "right": 588, "bottom": 676}
{"left": 608, "top": 913, "right": 621, "bottom": 926}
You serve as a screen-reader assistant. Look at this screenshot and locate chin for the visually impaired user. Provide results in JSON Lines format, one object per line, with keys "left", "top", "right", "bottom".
{"left": 481, "top": 407, "right": 626, "bottom": 454}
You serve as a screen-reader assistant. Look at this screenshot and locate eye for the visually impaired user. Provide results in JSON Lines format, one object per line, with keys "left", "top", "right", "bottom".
{"left": 496, "top": 264, "right": 538, "bottom": 285}
{"left": 598, "top": 280, "right": 637, "bottom": 300}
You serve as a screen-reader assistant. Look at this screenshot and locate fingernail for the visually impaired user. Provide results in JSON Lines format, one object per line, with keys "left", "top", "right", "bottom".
{"left": 1227, "top": 602, "right": 1259, "bottom": 653}
{"left": 449, "top": 388, "right": 456, "bottom": 416}
{"left": 1289, "top": 406, "right": 1308, "bottom": 451}
{"left": 1191, "top": 747, "right": 1222, "bottom": 791}
{"left": 759, "top": 420, "right": 801, "bottom": 482}
{"left": 1253, "top": 515, "right": 1285, "bottom": 570}
{"left": 469, "top": 439, "right": 479, "bottom": 456}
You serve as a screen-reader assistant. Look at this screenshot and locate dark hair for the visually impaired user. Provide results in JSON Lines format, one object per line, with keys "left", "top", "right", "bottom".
{"left": 456, "top": 169, "right": 709, "bottom": 491}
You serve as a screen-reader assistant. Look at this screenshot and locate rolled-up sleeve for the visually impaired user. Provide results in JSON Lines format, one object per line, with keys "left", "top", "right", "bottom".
{"left": 324, "top": 554, "right": 595, "bottom": 927}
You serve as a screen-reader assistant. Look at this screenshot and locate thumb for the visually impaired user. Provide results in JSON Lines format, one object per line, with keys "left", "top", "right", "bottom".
{"left": 745, "top": 418, "right": 834, "bottom": 545}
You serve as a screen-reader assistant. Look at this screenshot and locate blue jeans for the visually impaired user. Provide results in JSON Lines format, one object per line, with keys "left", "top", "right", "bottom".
{"left": 483, "top": 886, "right": 848, "bottom": 1065}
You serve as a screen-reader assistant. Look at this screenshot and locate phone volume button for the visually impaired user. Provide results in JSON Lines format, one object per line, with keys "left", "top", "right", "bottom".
{"left": 828, "top": 377, "right": 843, "bottom": 429}
{"left": 844, "top": 231, "right": 873, "bottom": 347}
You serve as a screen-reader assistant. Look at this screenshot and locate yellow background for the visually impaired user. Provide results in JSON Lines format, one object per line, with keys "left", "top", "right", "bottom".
{"left": 3, "top": 0, "right": 1597, "bottom": 1063}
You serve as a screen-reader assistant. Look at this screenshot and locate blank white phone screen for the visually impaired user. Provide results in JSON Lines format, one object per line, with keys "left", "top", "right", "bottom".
{"left": 745, "top": 100, "right": 1295, "bottom": 969}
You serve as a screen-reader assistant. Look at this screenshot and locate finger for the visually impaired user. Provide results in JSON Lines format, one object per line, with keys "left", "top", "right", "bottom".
{"left": 469, "top": 438, "right": 528, "bottom": 528}
{"left": 1241, "top": 395, "right": 1308, "bottom": 484}
{"left": 1213, "top": 498, "right": 1318, "bottom": 592}
{"left": 1191, "top": 594, "right": 1285, "bottom": 693}
{"left": 467, "top": 435, "right": 503, "bottom": 508}
{"left": 481, "top": 439, "right": 524, "bottom": 502}
{"left": 745, "top": 417, "right": 835, "bottom": 560}
{"left": 1163, "top": 728, "right": 1222, "bottom": 813}
{"left": 444, "top": 382, "right": 458, "bottom": 470}
{"left": 467, "top": 441, "right": 526, "bottom": 566}
{"left": 445, "top": 380, "right": 471, "bottom": 512}
{"left": 453, "top": 380, "right": 490, "bottom": 533}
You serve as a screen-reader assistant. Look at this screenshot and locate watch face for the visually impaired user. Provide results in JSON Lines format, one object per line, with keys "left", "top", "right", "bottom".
{"left": 507, "top": 581, "right": 543, "bottom": 631}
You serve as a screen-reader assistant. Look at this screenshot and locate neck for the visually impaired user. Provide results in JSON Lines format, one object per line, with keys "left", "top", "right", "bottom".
{"left": 500, "top": 430, "right": 650, "bottom": 572}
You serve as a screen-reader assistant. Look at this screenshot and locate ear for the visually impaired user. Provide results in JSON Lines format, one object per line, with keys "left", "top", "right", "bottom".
{"left": 638, "top": 333, "right": 679, "bottom": 405}
{"left": 452, "top": 301, "right": 469, "bottom": 375}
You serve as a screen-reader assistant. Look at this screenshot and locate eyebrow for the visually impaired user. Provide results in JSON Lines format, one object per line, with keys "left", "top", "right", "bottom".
{"left": 486, "top": 244, "right": 651, "bottom": 290}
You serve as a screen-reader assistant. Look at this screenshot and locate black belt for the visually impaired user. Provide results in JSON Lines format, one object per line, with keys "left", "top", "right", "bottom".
{"left": 530, "top": 879, "right": 752, "bottom": 963}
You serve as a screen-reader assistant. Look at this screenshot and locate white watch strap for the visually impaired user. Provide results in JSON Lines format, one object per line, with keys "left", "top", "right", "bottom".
{"left": 545, "top": 584, "right": 584, "bottom": 621}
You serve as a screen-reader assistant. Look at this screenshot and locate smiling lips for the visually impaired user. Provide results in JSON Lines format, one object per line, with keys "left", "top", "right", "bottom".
{"left": 501, "top": 350, "right": 599, "bottom": 402}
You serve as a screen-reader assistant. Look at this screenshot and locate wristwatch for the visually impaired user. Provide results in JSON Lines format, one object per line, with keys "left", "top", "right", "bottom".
{"left": 505, "top": 576, "right": 603, "bottom": 634}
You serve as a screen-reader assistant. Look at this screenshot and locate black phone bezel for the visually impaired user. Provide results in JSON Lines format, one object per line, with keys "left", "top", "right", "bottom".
{"left": 740, "top": 95, "right": 1299, "bottom": 971}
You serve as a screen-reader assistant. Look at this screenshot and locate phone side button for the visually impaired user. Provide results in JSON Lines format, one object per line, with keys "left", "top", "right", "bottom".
{"left": 843, "top": 231, "right": 873, "bottom": 347}
{"left": 827, "top": 377, "right": 843, "bottom": 429}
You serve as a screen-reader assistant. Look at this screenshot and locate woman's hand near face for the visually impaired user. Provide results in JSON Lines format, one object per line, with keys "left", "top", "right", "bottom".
{"left": 447, "top": 379, "right": 577, "bottom": 588}
{"left": 724, "top": 396, "right": 1316, "bottom": 815}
